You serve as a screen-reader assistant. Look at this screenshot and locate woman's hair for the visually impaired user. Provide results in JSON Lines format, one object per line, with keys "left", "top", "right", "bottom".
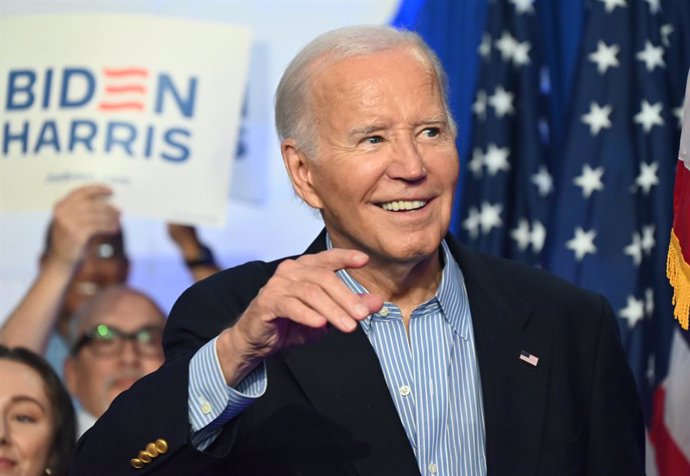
{"left": 0, "top": 345, "right": 76, "bottom": 476}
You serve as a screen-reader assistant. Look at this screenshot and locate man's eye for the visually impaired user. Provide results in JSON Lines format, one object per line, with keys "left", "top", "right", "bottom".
{"left": 423, "top": 127, "right": 440, "bottom": 138}
{"left": 365, "top": 136, "right": 383, "bottom": 144}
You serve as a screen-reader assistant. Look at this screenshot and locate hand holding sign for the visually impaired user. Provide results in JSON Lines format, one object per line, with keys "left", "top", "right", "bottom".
{"left": 45, "top": 184, "right": 121, "bottom": 271}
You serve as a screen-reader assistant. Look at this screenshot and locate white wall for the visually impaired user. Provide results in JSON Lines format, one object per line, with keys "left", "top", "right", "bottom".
{"left": 0, "top": 0, "right": 400, "bottom": 316}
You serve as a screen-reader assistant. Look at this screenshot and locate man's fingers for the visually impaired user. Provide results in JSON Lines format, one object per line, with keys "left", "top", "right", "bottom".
{"left": 298, "top": 248, "right": 369, "bottom": 272}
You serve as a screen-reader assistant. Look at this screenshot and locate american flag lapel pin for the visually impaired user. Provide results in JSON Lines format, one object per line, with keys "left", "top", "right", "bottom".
{"left": 519, "top": 350, "right": 539, "bottom": 367}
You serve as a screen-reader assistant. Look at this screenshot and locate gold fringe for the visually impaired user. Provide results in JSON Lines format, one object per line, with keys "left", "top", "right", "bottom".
{"left": 666, "top": 231, "right": 690, "bottom": 330}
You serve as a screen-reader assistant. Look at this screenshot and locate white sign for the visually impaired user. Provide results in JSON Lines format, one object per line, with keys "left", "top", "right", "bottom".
{"left": 0, "top": 14, "right": 251, "bottom": 226}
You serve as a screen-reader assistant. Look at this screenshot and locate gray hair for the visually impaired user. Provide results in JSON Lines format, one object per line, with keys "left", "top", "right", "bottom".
{"left": 67, "top": 285, "right": 164, "bottom": 346}
{"left": 274, "top": 25, "right": 457, "bottom": 158}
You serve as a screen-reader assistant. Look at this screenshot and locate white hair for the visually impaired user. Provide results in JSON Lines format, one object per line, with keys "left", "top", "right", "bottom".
{"left": 274, "top": 25, "right": 457, "bottom": 158}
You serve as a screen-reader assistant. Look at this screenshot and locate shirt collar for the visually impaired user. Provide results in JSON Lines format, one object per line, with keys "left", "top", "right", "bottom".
{"left": 325, "top": 234, "right": 470, "bottom": 339}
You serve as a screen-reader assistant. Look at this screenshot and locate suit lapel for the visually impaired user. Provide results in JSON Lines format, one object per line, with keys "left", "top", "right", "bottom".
{"left": 281, "top": 326, "right": 420, "bottom": 476}
{"left": 449, "top": 237, "right": 550, "bottom": 476}
{"left": 290, "top": 231, "right": 549, "bottom": 475}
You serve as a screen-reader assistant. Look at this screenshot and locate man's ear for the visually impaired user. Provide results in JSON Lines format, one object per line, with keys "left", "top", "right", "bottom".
{"left": 281, "top": 139, "right": 324, "bottom": 209}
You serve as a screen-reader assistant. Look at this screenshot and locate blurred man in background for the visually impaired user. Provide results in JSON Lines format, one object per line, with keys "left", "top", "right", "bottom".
{"left": 64, "top": 285, "right": 165, "bottom": 435}
{"left": 0, "top": 184, "right": 220, "bottom": 355}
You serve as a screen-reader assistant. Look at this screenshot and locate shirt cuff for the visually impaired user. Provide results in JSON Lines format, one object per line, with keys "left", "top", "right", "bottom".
{"left": 188, "top": 336, "right": 267, "bottom": 449}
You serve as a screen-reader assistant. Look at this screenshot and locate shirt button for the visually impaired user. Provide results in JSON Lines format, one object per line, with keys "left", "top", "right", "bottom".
{"left": 428, "top": 462, "right": 438, "bottom": 474}
{"left": 200, "top": 401, "right": 212, "bottom": 414}
{"left": 378, "top": 307, "right": 390, "bottom": 317}
{"left": 399, "top": 385, "right": 411, "bottom": 396}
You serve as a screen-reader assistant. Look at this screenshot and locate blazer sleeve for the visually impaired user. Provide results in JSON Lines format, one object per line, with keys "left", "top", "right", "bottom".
{"left": 70, "top": 263, "right": 273, "bottom": 475}
{"left": 585, "top": 296, "right": 645, "bottom": 476}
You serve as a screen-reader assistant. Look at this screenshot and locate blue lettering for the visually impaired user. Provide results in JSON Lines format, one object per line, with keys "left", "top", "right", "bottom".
{"left": 143, "top": 125, "right": 155, "bottom": 158}
{"left": 69, "top": 120, "right": 97, "bottom": 152}
{"left": 33, "top": 120, "right": 61, "bottom": 153}
{"left": 105, "top": 122, "right": 136, "bottom": 155}
{"left": 155, "top": 74, "right": 197, "bottom": 118}
{"left": 6, "top": 70, "right": 36, "bottom": 111}
{"left": 2, "top": 121, "right": 29, "bottom": 154}
{"left": 161, "top": 128, "right": 190, "bottom": 162}
{"left": 60, "top": 68, "right": 95, "bottom": 108}
{"left": 42, "top": 69, "right": 53, "bottom": 109}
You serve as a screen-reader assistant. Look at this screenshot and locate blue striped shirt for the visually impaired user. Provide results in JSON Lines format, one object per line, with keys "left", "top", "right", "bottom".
{"left": 334, "top": 239, "right": 486, "bottom": 476}
{"left": 188, "top": 239, "right": 486, "bottom": 475}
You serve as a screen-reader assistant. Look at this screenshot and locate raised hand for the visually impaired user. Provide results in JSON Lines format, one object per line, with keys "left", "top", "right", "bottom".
{"left": 216, "top": 248, "right": 383, "bottom": 386}
{"left": 46, "top": 184, "right": 121, "bottom": 269}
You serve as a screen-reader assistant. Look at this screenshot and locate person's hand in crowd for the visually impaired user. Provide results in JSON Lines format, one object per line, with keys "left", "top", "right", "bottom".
{"left": 0, "top": 184, "right": 121, "bottom": 353}
{"left": 167, "top": 224, "right": 220, "bottom": 281}
{"left": 45, "top": 184, "right": 121, "bottom": 271}
{"left": 216, "top": 248, "right": 383, "bottom": 387}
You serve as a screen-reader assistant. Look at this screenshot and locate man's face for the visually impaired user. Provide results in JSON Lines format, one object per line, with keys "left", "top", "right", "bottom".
{"left": 289, "top": 48, "right": 459, "bottom": 266}
{"left": 64, "top": 292, "right": 164, "bottom": 418}
{"left": 59, "top": 235, "right": 128, "bottom": 335}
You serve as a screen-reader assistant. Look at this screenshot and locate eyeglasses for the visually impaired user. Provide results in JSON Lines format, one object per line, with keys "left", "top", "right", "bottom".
{"left": 71, "top": 324, "right": 163, "bottom": 357}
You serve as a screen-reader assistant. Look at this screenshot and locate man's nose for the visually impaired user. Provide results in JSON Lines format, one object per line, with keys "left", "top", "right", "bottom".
{"left": 388, "top": 138, "right": 427, "bottom": 182}
{"left": 118, "top": 338, "right": 140, "bottom": 366}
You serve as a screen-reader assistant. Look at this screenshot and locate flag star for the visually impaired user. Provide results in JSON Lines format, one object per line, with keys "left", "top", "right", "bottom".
{"left": 478, "top": 33, "right": 492, "bottom": 59}
{"left": 574, "top": 164, "right": 605, "bottom": 198}
{"left": 468, "top": 148, "right": 484, "bottom": 178}
{"left": 484, "top": 144, "right": 511, "bottom": 175}
{"left": 636, "top": 41, "right": 665, "bottom": 72}
{"left": 473, "top": 90, "right": 487, "bottom": 119}
{"left": 644, "top": 0, "right": 660, "bottom": 14}
{"left": 479, "top": 202, "right": 503, "bottom": 234}
{"left": 673, "top": 104, "right": 683, "bottom": 128}
{"left": 581, "top": 102, "right": 613, "bottom": 135}
{"left": 588, "top": 41, "right": 620, "bottom": 74}
{"left": 531, "top": 165, "right": 553, "bottom": 197}
{"left": 624, "top": 232, "right": 643, "bottom": 266}
{"left": 566, "top": 227, "right": 597, "bottom": 261}
{"left": 641, "top": 225, "right": 655, "bottom": 254}
{"left": 645, "top": 288, "right": 655, "bottom": 316}
{"left": 511, "top": 219, "right": 531, "bottom": 251}
{"left": 509, "top": 0, "right": 535, "bottom": 14}
{"left": 531, "top": 221, "right": 546, "bottom": 253}
{"left": 635, "top": 161, "right": 659, "bottom": 194}
{"left": 619, "top": 295, "right": 645, "bottom": 328}
{"left": 512, "top": 41, "right": 531, "bottom": 66}
{"left": 463, "top": 207, "right": 481, "bottom": 239}
{"left": 661, "top": 24, "right": 674, "bottom": 47}
{"left": 495, "top": 32, "right": 517, "bottom": 61}
{"left": 598, "top": 0, "right": 626, "bottom": 13}
{"left": 634, "top": 100, "right": 664, "bottom": 133}
{"left": 488, "top": 86, "right": 515, "bottom": 117}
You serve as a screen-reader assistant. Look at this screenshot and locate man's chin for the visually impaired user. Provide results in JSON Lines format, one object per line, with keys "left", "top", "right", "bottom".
{"left": 109, "top": 377, "right": 141, "bottom": 394}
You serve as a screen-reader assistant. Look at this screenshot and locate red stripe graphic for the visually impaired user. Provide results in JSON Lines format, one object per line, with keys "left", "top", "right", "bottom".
{"left": 98, "top": 102, "right": 145, "bottom": 111}
{"left": 100, "top": 67, "right": 149, "bottom": 112}
{"left": 648, "top": 385, "right": 690, "bottom": 476}
{"left": 102, "top": 67, "right": 148, "bottom": 77}
{"left": 105, "top": 85, "right": 146, "bottom": 94}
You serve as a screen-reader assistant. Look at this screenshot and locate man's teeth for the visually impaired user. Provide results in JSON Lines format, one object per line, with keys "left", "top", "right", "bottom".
{"left": 380, "top": 200, "right": 427, "bottom": 211}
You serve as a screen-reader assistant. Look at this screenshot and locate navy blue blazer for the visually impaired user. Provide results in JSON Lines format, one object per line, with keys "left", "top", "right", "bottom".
{"left": 70, "top": 232, "right": 644, "bottom": 476}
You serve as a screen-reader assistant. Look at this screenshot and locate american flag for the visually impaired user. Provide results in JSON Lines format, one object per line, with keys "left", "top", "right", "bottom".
{"left": 458, "top": 0, "right": 690, "bottom": 473}
{"left": 458, "top": 0, "right": 550, "bottom": 266}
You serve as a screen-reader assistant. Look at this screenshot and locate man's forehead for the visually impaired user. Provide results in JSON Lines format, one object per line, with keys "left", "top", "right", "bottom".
{"left": 80, "top": 293, "right": 163, "bottom": 331}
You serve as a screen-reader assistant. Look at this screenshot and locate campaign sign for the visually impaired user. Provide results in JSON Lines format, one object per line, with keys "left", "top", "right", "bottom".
{"left": 0, "top": 14, "right": 251, "bottom": 226}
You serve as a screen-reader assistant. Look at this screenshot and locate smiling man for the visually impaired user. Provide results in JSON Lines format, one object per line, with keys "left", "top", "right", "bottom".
{"left": 72, "top": 26, "right": 644, "bottom": 476}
